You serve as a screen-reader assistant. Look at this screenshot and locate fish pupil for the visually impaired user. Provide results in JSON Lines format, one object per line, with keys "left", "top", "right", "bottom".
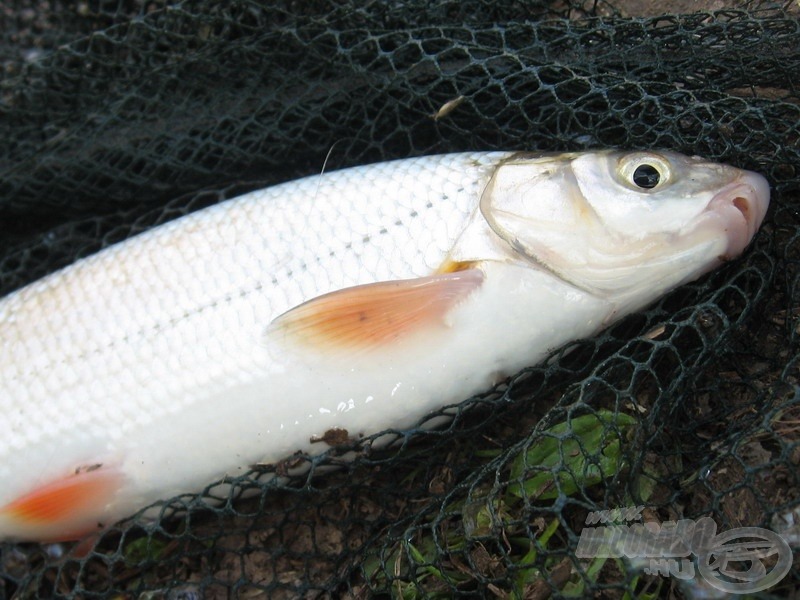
{"left": 632, "top": 164, "right": 661, "bottom": 189}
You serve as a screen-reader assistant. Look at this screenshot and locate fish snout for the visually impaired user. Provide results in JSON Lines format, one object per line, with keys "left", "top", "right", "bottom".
{"left": 708, "top": 171, "right": 770, "bottom": 260}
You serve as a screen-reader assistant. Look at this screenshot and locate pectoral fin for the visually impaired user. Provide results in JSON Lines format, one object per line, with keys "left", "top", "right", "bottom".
{"left": 267, "top": 268, "right": 483, "bottom": 352}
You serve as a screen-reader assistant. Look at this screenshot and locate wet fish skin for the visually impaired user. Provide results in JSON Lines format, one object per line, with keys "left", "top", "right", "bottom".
{"left": 0, "top": 150, "right": 769, "bottom": 541}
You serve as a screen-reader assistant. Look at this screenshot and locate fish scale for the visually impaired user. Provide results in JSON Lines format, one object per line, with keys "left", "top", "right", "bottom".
{"left": 2, "top": 152, "right": 499, "bottom": 398}
{"left": 0, "top": 152, "right": 507, "bottom": 531}
{"left": 0, "top": 149, "right": 769, "bottom": 541}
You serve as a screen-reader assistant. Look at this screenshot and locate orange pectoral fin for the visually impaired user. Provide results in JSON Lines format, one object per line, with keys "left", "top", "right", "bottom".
{"left": 267, "top": 268, "right": 484, "bottom": 352}
{"left": 0, "top": 465, "right": 123, "bottom": 541}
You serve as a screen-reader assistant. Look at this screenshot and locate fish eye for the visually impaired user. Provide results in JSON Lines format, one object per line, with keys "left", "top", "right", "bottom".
{"left": 632, "top": 164, "right": 661, "bottom": 189}
{"left": 618, "top": 152, "right": 672, "bottom": 192}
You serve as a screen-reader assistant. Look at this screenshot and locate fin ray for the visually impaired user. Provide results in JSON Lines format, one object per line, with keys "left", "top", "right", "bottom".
{"left": 267, "top": 268, "right": 483, "bottom": 351}
{"left": 0, "top": 466, "right": 122, "bottom": 540}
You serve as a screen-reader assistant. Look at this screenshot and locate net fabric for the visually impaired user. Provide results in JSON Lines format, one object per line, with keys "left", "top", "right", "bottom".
{"left": 1, "top": 0, "right": 798, "bottom": 598}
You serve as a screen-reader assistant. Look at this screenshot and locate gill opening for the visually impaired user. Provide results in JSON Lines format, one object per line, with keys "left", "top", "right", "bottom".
{"left": 477, "top": 158, "right": 604, "bottom": 297}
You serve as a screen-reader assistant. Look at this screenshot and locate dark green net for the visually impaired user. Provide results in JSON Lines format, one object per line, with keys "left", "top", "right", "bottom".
{"left": 1, "top": 1, "right": 798, "bottom": 598}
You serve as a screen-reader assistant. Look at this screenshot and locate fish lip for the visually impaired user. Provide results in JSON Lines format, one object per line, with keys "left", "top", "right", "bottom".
{"left": 706, "top": 172, "right": 770, "bottom": 260}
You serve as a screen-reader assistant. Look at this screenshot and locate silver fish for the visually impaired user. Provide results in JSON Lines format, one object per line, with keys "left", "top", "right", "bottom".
{"left": 0, "top": 150, "right": 769, "bottom": 541}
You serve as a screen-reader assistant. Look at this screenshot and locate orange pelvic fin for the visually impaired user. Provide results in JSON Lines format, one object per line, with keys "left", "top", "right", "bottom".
{"left": 267, "top": 268, "right": 484, "bottom": 352}
{"left": 0, "top": 464, "right": 123, "bottom": 541}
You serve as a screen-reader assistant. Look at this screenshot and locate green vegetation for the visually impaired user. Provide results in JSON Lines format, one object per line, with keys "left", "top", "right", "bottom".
{"left": 362, "top": 409, "right": 662, "bottom": 598}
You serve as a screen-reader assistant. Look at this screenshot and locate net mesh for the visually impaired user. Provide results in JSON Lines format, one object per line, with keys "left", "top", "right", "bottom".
{"left": 1, "top": 1, "right": 798, "bottom": 597}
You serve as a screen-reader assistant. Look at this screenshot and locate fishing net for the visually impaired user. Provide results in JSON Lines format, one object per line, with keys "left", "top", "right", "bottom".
{"left": 1, "top": 0, "right": 798, "bottom": 597}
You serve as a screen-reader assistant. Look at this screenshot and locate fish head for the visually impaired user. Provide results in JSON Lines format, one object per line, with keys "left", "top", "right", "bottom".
{"left": 480, "top": 149, "right": 770, "bottom": 304}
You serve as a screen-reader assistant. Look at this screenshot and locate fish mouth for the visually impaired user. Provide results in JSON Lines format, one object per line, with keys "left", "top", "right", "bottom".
{"left": 707, "top": 171, "right": 770, "bottom": 260}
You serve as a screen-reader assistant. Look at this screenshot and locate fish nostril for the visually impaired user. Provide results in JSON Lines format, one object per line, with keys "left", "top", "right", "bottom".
{"left": 732, "top": 197, "right": 750, "bottom": 221}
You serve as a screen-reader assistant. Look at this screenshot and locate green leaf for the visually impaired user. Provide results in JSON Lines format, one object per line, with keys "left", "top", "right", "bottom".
{"left": 508, "top": 411, "right": 636, "bottom": 500}
{"left": 122, "top": 534, "right": 172, "bottom": 564}
{"left": 513, "top": 518, "right": 561, "bottom": 594}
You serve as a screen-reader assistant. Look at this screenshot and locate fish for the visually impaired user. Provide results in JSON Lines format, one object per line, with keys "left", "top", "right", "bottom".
{"left": 0, "top": 150, "right": 769, "bottom": 542}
